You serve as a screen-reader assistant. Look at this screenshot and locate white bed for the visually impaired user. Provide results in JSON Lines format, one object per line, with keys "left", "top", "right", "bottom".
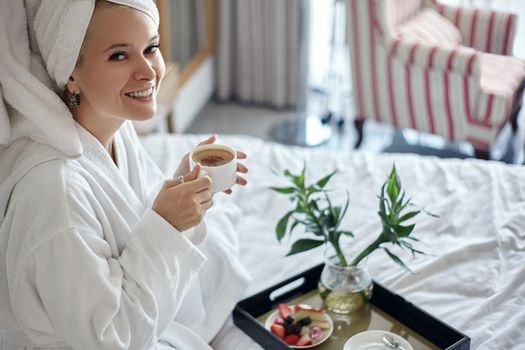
{"left": 140, "top": 133, "right": 525, "bottom": 350}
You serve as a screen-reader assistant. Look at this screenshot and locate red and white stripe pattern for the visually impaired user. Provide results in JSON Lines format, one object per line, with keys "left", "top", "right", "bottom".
{"left": 348, "top": 0, "right": 525, "bottom": 151}
{"left": 425, "top": 0, "right": 517, "bottom": 55}
{"left": 374, "top": 0, "right": 422, "bottom": 36}
{"left": 395, "top": 8, "right": 461, "bottom": 47}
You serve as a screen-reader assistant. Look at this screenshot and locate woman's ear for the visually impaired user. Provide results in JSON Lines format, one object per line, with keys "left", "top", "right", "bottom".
{"left": 66, "top": 74, "right": 80, "bottom": 94}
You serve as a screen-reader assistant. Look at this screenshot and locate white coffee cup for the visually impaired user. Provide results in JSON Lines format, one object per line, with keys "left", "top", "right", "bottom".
{"left": 189, "top": 144, "right": 237, "bottom": 193}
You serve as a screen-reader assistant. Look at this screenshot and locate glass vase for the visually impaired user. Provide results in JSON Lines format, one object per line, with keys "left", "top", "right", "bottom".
{"left": 318, "top": 248, "right": 373, "bottom": 314}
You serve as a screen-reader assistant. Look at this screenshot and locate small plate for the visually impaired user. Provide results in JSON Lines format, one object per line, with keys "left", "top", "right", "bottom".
{"left": 264, "top": 305, "right": 334, "bottom": 349}
{"left": 343, "top": 330, "right": 413, "bottom": 350}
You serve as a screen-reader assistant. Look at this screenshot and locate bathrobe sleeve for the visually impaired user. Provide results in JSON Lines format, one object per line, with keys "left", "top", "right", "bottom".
{"left": 4, "top": 153, "right": 210, "bottom": 349}
{"left": 11, "top": 208, "right": 207, "bottom": 350}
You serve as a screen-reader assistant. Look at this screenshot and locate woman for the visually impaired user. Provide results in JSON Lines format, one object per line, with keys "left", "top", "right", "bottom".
{"left": 0, "top": 0, "right": 250, "bottom": 349}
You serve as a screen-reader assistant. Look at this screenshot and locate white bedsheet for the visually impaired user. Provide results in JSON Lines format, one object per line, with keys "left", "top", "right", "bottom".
{"left": 140, "top": 133, "right": 525, "bottom": 350}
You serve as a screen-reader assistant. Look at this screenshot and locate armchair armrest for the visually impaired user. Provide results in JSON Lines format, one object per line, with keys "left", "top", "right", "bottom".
{"left": 428, "top": 1, "right": 517, "bottom": 55}
{"left": 389, "top": 39, "right": 480, "bottom": 76}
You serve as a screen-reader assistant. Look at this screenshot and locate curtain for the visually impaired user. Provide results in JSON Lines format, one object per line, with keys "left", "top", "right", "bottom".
{"left": 216, "top": 0, "right": 309, "bottom": 110}
{"left": 168, "top": 0, "right": 208, "bottom": 68}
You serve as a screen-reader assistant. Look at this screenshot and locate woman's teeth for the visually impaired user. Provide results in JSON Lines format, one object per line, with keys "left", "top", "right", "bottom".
{"left": 126, "top": 87, "right": 153, "bottom": 98}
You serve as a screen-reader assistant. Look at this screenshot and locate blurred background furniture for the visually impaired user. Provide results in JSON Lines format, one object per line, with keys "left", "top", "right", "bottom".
{"left": 348, "top": 0, "right": 525, "bottom": 159}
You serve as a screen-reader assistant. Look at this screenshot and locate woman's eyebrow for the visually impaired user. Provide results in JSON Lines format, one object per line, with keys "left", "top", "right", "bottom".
{"left": 104, "top": 35, "right": 160, "bottom": 52}
{"left": 104, "top": 43, "right": 131, "bottom": 52}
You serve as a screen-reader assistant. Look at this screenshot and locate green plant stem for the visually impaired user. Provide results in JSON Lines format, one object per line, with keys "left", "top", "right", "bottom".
{"left": 333, "top": 242, "right": 348, "bottom": 267}
{"left": 351, "top": 236, "right": 383, "bottom": 266}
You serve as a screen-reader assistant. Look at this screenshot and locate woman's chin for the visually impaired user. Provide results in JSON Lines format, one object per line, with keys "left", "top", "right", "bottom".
{"left": 128, "top": 106, "right": 157, "bottom": 121}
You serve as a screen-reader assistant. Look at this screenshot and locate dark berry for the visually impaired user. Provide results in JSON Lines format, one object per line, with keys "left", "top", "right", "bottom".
{"left": 298, "top": 316, "right": 311, "bottom": 326}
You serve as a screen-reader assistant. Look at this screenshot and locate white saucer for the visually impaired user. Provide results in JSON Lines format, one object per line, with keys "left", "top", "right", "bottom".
{"left": 343, "top": 330, "right": 413, "bottom": 350}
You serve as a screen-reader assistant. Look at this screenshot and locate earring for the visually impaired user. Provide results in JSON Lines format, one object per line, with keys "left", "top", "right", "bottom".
{"left": 65, "top": 89, "right": 81, "bottom": 108}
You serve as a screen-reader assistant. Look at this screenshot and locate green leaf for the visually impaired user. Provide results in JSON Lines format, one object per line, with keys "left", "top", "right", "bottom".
{"left": 393, "top": 224, "right": 415, "bottom": 237}
{"left": 383, "top": 248, "right": 413, "bottom": 273}
{"left": 309, "top": 199, "right": 320, "bottom": 212}
{"left": 324, "top": 192, "right": 334, "bottom": 218}
{"left": 306, "top": 186, "right": 322, "bottom": 195}
{"left": 400, "top": 240, "right": 427, "bottom": 256}
{"left": 289, "top": 220, "right": 302, "bottom": 235}
{"left": 386, "top": 166, "right": 400, "bottom": 205}
{"left": 339, "top": 192, "right": 350, "bottom": 222}
{"left": 286, "top": 239, "right": 325, "bottom": 256}
{"left": 275, "top": 210, "right": 294, "bottom": 242}
{"left": 295, "top": 163, "right": 306, "bottom": 188}
{"left": 398, "top": 193, "right": 412, "bottom": 213}
{"left": 315, "top": 170, "right": 337, "bottom": 189}
{"left": 269, "top": 186, "right": 296, "bottom": 194}
{"left": 340, "top": 230, "right": 354, "bottom": 237}
{"left": 378, "top": 210, "right": 389, "bottom": 226}
{"left": 423, "top": 208, "right": 439, "bottom": 218}
{"left": 283, "top": 169, "right": 295, "bottom": 178}
{"left": 379, "top": 186, "right": 387, "bottom": 215}
{"left": 333, "top": 206, "right": 342, "bottom": 223}
{"left": 398, "top": 210, "right": 420, "bottom": 223}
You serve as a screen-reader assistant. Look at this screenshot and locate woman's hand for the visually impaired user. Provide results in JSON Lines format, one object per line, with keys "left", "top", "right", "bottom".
{"left": 174, "top": 134, "right": 248, "bottom": 195}
{"left": 174, "top": 135, "right": 217, "bottom": 178}
{"left": 153, "top": 164, "right": 213, "bottom": 232}
{"left": 223, "top": 150, "right": 248, "bottom": 195}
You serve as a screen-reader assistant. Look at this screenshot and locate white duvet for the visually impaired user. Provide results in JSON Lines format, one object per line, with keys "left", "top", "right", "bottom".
{"left": 140, "top": 133, "right": 525, "bottom": 350}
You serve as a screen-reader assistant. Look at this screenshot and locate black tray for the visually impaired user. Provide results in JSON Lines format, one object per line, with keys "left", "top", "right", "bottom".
{"left": 233, "top": 263, "right": 470, "bottom": 350}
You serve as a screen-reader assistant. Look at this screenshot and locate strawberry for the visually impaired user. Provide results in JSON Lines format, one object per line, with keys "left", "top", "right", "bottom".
{"left": 274, "top": 317, "right": 285, "bottom": 325}
{"left": 278, "top": 303, "right": 293, "bottom": 320}
{"left": 296, "top": 333, "right": 313, "bottom": 346}
{"left": 270, "top": 324, "right": 286, "bottom": 340}
{"left": 284, "top": 334, "right": 299, "bottom": 345}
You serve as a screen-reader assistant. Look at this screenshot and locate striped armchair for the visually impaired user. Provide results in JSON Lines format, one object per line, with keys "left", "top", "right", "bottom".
{"left": 348, "top": 0, "right": 525, "bottom": 158}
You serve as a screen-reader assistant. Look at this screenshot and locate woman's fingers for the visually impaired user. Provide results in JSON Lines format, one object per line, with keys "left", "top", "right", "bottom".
{"left": 222, "top": 176, "right": 247, "bottom": 195}
{"left": 236, "top": 162, "right": 248, "bottom": 173}
{"left": 236, "top": 150, "right": 247, "bottom": 159}
{"left": 201, "top": 197, "right": 214, "bottom": 210}
{"left": 198, "top": 134, "right": 217, "bottom": 146}
{"left": 236, "top": 176, "right": 247, "bottom": 186}
{"left": 196, "top": 188, "right": 213, "bottom": 204}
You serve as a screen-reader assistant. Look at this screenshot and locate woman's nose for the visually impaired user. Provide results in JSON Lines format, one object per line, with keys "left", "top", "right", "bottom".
{"left": 134, "top": 57, "right": 156, "bottom": 81}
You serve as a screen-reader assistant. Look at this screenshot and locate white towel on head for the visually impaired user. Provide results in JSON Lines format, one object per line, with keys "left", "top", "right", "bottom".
{"left": 0, "top": 0, "right": 159, "bottom": 153}
{"left": 0, "top": 0, "right": 94, "bottom": 155}
{"left": 0, "top": 0, "right": 159, "bottom": 217}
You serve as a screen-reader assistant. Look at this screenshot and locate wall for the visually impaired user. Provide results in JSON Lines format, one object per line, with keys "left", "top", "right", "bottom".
{"left": 173, "top": 56, "right": 215, "bottom": 132}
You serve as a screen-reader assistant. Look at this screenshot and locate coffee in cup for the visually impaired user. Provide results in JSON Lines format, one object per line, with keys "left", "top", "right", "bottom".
{"left": 191, "top": 148, "right": 235, "bottom": 167}
{"left": 189, "top": 144, "right": 237, "bottom": 193}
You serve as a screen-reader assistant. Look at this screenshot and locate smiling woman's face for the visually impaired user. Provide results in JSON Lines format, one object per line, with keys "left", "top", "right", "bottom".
{"left": 68, "top": 4, "right": 165, "bottom": 125}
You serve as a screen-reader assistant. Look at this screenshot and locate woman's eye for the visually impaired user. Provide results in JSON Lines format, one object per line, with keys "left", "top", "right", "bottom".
{"left": 109, "top": 52, "right": 126, "bottom": 61}
{"left": 145, "top": 44, "right": 160, "bottom": 54}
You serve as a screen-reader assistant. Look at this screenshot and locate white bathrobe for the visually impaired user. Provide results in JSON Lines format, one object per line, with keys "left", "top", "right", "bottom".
{"left": 0, "top": 121, "right": 251, "bottom": 349}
